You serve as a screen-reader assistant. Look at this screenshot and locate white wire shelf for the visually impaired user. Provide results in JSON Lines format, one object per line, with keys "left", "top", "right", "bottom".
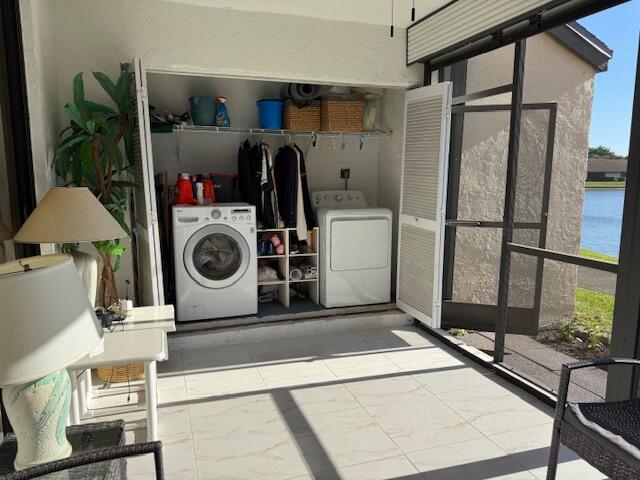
{"left": 172, "top": 124, "right": 389, "bottom": 137}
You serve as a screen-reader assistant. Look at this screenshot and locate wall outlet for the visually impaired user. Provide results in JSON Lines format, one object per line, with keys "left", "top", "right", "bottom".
{"left": 340, "top": 168, "right": 351, "bottom": 179}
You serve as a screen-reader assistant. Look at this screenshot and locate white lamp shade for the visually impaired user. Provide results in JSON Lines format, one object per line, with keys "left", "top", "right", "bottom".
{"left": 0, "top": 254, "right": 103, "bottom": 386}
{"left": 13, "top": 187, "right": 126, "bottom": 244}
{"left": 0, "top": 221, "right": 11, "bottom": 241}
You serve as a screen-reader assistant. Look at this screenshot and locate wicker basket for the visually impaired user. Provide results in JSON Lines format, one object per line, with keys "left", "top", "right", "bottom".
{"left": 283, "top": 100, "right": 321, "bottom": 131}
{"left": 97, "top": 363, "right": 145, "bottom": 383}
{"left": 320, "top": 96, "right": 365, "bottom": 132}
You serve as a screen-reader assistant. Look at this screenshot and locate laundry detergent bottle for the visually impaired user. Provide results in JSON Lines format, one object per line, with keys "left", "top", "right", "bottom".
{"left": 215, "top": 96, "right": 230, "bottom": 127}
{"left": 176, "top": 173, "right": 193, "bottom": 205}
{"left": 202, "top": 174, "right": 215, "bottom": 204}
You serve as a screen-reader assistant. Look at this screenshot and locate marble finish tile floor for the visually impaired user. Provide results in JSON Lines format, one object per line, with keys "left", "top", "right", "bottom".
{"left": 90, "top": 322, "right": 607, "bottom": 479}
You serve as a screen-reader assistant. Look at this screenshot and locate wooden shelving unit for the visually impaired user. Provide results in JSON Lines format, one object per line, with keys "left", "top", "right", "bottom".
{"left": 257, "top": 226, "right": 320, "bottom": 308}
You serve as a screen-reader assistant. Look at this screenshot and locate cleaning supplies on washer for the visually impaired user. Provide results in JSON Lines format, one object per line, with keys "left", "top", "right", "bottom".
{"left": 196, "top": 182, "right": 204, "bottom": 205}
{"left": 202, "top": 174, "right": 215, "bottom": 204}
{"left": 176, "top": 173, "right": 193, "bottom": 205}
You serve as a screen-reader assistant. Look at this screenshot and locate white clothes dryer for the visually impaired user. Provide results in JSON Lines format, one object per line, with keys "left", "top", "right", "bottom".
{"left": 173, "top": 204, "right": 257, "bottom": 322}
{"left": 312, "top": 191, "right": 392, "bottom": 308}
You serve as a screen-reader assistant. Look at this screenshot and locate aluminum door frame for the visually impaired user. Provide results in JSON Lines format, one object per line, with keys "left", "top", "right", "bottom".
{"left": 442, "top": 93, "right": 557, "bottom": 336}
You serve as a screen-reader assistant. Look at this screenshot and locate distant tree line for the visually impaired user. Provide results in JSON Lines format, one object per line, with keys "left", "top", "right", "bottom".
{"left": 588, "top": 146, "right": 625, "bottom": 159}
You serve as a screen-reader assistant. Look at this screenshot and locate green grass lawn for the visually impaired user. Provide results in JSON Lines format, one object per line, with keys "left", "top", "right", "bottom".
{"left": 578, "top": 248, "right": 618, "bottom": 264}
{"left": 565, "top": 249, "right": 617, "bottom": 348}
{"left": 585, "top": 180, "right": 626, "bottom": 189}
{"left": 569, "top": 287, "right": 614, "bottom": 348}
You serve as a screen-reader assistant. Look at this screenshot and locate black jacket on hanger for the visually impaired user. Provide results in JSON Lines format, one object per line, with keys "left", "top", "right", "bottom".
{"left": 237, "top": 140, "right": 257, "bottom": 207}
{"left": 274, "top": 145, "right": 298, "bottom": 228}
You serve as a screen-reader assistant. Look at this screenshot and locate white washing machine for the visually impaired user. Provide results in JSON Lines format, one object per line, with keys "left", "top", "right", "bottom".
{"left": 173, "top": 204, "right": 257, "bottom": 322}
{"left": 313, "top": 191, "right": 392, "bottom": 308}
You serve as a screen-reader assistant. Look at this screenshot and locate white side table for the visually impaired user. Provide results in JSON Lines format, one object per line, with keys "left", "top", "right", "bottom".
{"left": 114, "top": 305, "right": 176, "bottom": 335}
{"left": 79, "top": 305, "right": 176, "bottom": 414}
{"left": 68, "top": 329, "right": 167, "bottom": 441}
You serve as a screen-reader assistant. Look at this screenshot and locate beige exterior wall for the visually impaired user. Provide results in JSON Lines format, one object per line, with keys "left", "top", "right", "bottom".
{"left": 19, "top": 0, "right": 420, "bottom": 296}
{"left": 452, "top": 33, "right": 596, "bottom": 326}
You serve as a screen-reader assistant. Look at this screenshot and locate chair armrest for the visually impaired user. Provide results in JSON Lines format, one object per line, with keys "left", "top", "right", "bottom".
{"left": 563, "top": 358, "right": 640, "bottom": 372}
{"left": 552, "top": 358, "right": 640, "bottom": 429}
{"left": 1, "top": 441, "right": 164, "bottom": 480}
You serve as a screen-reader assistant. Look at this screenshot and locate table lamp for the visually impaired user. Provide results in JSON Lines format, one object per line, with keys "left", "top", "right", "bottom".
{"left": 13, "top": 187, "right": 127, "bottom": 305}
{"left": 0, "top": 254, "right": 103, "bottom": 470}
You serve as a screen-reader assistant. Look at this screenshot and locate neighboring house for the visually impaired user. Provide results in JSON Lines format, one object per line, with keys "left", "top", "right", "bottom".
{"left": 452, "top": 22, "right": 612, "bottom": 327}
{"left": 587, "top": 156, "right": 628, "bottom": 181}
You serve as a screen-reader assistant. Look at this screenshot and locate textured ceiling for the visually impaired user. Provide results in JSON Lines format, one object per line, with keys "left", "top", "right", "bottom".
{"left": 159, "top": 0, "right": 450, "bottom": 27}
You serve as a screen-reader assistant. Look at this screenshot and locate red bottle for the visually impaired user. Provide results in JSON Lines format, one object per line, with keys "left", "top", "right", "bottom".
{"left": 176, "top": 173, "right": 194, "bottom": 205}
{"left": 202, "top": 174, "right": 216, "bottom": 204}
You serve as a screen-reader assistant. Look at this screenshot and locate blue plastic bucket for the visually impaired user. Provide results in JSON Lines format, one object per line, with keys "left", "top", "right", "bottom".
{"left": 189, "top": 96, "right": 217, "bottom": 126}
{"left": 257, "top": 99, "right": 284, "bottom": 129}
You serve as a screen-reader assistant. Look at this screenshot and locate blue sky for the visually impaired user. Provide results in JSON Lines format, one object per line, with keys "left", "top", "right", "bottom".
{"left": 581, "top": 0, "right": 639, "bottom": 156}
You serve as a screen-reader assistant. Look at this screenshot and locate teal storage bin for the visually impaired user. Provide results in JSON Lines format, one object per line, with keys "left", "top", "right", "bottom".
{"left": 190, "top": 96, "right": 216, "bottom": 126}
{"left": 257, "top": 99, "right": 284, "bottom": 129}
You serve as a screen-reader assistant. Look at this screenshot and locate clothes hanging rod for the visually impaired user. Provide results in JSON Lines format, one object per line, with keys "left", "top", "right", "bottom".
{"left": 171, "top": 125, "right": 390, "bottom": 137}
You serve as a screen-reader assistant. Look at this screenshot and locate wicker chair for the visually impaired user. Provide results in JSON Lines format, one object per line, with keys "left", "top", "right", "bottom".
{"left": 547, "top": 358, "right": 640, "bottom": 480}
{"left": 0, "top": 441, "right": 164, "bottom": 480}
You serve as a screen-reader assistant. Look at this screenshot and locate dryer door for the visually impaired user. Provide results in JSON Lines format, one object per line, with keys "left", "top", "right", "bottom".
{"left": 184, "top": 224, "right": 250, "bottom": 289}
{"left": 330, "top": 216, "right": 391, "bottom": 271}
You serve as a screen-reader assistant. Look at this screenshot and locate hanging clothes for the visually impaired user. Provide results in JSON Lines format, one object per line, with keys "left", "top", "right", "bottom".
{"left": 292, "top": 146, "right": 308, "bottom": 241}
{"left": 237, "top": 140, "right": 258, "bottom": 207}
{"left": 259, "top": 144, "right": 281, "bottom": 229}
{"left": 274, "top": 145, "right": 298, "bottom": 228}
{"left": 294, "top": 144, "right": 316, "bottom": 228}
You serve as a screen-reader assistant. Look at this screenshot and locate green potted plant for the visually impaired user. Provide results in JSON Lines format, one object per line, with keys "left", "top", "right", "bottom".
{"left": 53, "top": 67, "right": 135, "bottom": 307}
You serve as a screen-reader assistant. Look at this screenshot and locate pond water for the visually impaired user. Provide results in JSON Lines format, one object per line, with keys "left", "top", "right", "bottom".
{"left": 580, "top": 188, "right": 624, "bottom": 258}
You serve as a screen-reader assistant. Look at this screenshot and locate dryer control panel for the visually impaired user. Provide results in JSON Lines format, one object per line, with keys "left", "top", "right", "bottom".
{"left": 311, "top": 190, "right": 368, "bottom": 209}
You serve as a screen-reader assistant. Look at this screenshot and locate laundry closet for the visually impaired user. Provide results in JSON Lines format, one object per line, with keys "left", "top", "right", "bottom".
{"left": 129, "top": 58, "right": 449, "bottom": 330}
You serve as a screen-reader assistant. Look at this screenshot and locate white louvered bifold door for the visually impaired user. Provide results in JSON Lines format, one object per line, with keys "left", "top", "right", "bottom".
{"left": 129, "top": 57, "right": 165, "bottom": 306}
{"left": 396, "top": 82, "right": 452, "bottom": 328}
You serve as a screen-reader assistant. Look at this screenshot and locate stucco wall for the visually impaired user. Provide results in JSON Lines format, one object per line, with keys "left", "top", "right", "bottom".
{"left": 452, "top": 33, "right": 596, "bottom": 326}
{"left": 21, "top": 0, "right": 419, "bottom": 296}
{"left": 20, "top": 0, "right": 61, "bottom": 255}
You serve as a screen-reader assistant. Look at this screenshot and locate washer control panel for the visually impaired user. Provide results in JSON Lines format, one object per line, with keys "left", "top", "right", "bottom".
{"left": 312, "top": 190, "right": 368, "bottom": 209}
{"left": 174, "top": 204, "right": 255, "bottom": 225}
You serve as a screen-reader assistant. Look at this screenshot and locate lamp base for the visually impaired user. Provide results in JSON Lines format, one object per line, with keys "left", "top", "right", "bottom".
{"left": 2, "top": 369, "right": 73, "bottom": 470}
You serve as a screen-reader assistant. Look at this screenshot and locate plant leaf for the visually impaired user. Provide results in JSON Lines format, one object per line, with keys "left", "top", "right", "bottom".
{"left": 115, "top": 71, "right": 133, "bottom": 114}
{"left": 93, "top": 71, "right": 118, "bottom": 106}
{"left": 85, "top": 100, "right": 116, "bottom": 115}
{"left": 73, "top": 73, "right": 89, "bottom": 121}
{"left": 64, "top": 103, "right": 87, "bottom": 130}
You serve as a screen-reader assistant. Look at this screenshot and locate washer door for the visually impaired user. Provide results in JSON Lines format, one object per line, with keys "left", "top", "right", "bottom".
{"left": 184, "top": 224, "right": 250, "bottom": 289}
